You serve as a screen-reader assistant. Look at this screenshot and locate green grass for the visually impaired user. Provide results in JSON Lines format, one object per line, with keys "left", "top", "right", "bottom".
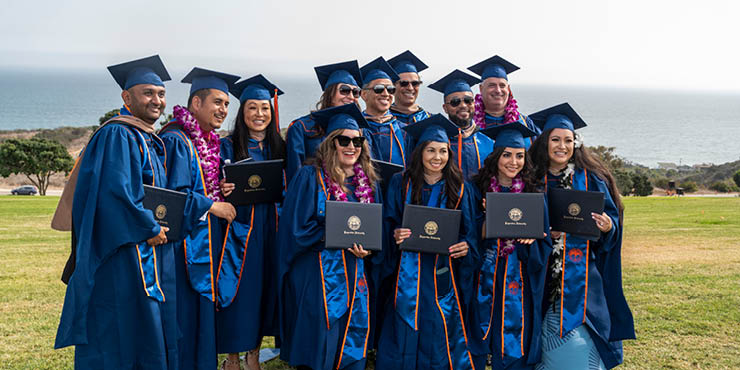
{"left": 1, "top": 196, "right": 739, "bottom": 369}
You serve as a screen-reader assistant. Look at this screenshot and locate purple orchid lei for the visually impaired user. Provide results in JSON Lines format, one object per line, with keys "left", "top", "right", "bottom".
{"left": 489, "top": 175, "right": 524, "bottom": 256}
{"left": 323, "top": 162, "right": 375, "bottom": 204}
{"left": 473, "top": 93, "right": 520, "bottom": 130}
{"left": 172, "top": 105, "right": 223, "bottom": 201}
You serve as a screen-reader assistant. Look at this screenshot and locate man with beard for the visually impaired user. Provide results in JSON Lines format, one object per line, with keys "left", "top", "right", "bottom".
{"left": 429, "top": 69, "right": 494, "bottom": 180}
{"left": 388, "top": 50, "right": 431, "bottom": 125}
{"left": 360, "top": 56, "right": 409, "bottom": 167}
{"left": 159, "top": 67, "right": 238, "bottom": 370}
{"left": 54, "top": 55, "right": 184, "bottom": 369}
{"left": 468, "top": 55, "right": 540, "bottom": 149}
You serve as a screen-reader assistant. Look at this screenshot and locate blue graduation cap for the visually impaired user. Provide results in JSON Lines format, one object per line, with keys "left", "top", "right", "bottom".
{"left": 530, "top": 103, "right": 587, "bottom": 132}
{"left": 181, "top": 67, "right": 240, "bottom": 97}
{"left": 313, "top": 103, "right": 367, "bottom": 133}
{"left": 360, "top": 57, "right": 399, "bottom": 86}
{"left": 230, "top": 74, "right": 284, "bottom": 103}
{"left": 107, "top": 55, "right": 171, "bottom": 90}
{"left": 402, "top": 114, "right": 460, "bottom": 144}
{"left": 428, "top": 69, "right": 481, "bottom": 97}
{"left": 314, "top": 60, "right": 362, "bottom": 91}
{"left": 468, "top": 55, "right": 519, "bottom": 81}
{"left": 387, "top": 50, "right": 428, "bottom": 76}
{"left": 481, "top": 123, "right": 537, "bottom": 149}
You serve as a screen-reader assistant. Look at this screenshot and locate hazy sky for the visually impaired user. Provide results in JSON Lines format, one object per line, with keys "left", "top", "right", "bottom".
{"left": 2, "top": 0, "right": 739, "bottom": 91}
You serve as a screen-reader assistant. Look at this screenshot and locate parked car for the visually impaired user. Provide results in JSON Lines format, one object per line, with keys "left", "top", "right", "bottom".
{"left": 11, "top": 185, "right": 38, "bottom": 195}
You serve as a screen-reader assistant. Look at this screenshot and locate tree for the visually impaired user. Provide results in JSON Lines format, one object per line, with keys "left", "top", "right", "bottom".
{"left": 588, "top": 145, "right": 625, "bottom": 172}
{"left": 99, "top": 109, "right": 120, "bottom": 125}
{"left": 630, "top": 173, "right": 654, "bottom": 196}
{"left": 734, "top": 170, "right": 740, "bottom": 188}
{"left": 614, "top": 169, "right": 633, "bottom": 196}
{"left": 0, "top": 138, "right": 74, "bottom": 195}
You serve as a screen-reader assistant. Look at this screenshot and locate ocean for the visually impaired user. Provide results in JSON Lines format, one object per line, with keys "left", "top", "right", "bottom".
{"left": 1, "top": 68, "right": 738, "bottom": 168}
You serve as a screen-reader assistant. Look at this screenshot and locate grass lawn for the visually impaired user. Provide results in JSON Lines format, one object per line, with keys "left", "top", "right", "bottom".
{"left": 0, "top": 195, "right": 738, "bottom": 369}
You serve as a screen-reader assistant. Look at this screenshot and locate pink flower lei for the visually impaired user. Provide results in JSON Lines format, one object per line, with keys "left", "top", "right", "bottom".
{"left": 172, "top": 105, "right": 223, "bottom": 201}
{"left": 489, "top": 175, "right": 524, "bottom": 256}
{"left": 473, "top": 92, "right": 520, "bottom": 130}
{"left": 323, "top": 162, "right": 375, "bottom": 204}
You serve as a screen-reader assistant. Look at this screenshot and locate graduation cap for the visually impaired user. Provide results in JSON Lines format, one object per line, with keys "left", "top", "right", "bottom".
{"left": 181, "top": 67, "right": 240, "bottom": 97}
{"left": 107, "top": 55, "right": 171, "bottom": 90}
{"left": 313, "top": 103, "right": 367, "bottom": 134}
{"left": 530, "top": 103, "right": 587, "bottom": 132}
{"left": 230, "top": 74, "right": 284, "bottom": 103}
{"left": 402, "top": 114, "right": 461, "bottom": 144}
{"left": 360, "top": 57, "right": 399, "bottom": 86}
{"left": 480, "top": 123, "right": 537, "bottom": 149}
{"left": 387, "top": 50, "right": 428, "bottom": 77}
{"left": 428, "top": 69, "right": 481, "bottom": 97}
{"left": 314, "top": 60, "right": 362, "bottom": 91}
{"left": 468, "top": 55, "right": 519, "bottom": 81}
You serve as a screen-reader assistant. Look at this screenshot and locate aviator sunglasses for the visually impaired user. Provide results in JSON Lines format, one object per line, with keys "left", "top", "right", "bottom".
{"left": 397, "top": 80, "right": 422, "bottom": 88}
{"left": 338, "top": 85, "right": 361, "bottom": 98}
{"left": 365, "top": 84, "right": 396, "bottom": 94}
{"left": 447, "top": 96, "right": 474, "bottom": 107}
{"left": 334, "top": 135, "right": 366, "bottom": 147}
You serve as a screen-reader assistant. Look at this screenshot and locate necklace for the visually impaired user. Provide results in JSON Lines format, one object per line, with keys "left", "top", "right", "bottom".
{"left": 172, "top": 105, "right": 223, "bottom": 201}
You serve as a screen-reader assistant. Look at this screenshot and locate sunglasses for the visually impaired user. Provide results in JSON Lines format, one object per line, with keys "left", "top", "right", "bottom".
{"left": 397, "top": 80, "right": 422, "bottom": 88}
{"left": 338, "top": 85, "right": 361, "bottom": 98}
{"left": 447, "top": 96, "right": 474, "bottom": 107}
{"left": 365, "top": 84, "right": 396, "bottom": 94}
{"left": 335, "top": 135, "right": 366, "bottom": 147}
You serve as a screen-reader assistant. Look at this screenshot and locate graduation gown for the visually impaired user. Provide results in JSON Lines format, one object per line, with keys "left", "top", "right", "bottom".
{"left": 449, "top": 130, "right": 495, "bottom": 181}
{"left": 483, "top": 113, "right": 541, "bottom": 150}
{"left": 539, "top": 169, "right": 635, "bottom": 369}
{"left": 390, "top": 106, "right": 431, "bottom": 125}
{"left": 362, "top": 112, "right": 409, "bottom": 167}
{"left": 215, "top": 136, "right": 280, "bottom": 353}
{"left": 467, "top": 186, "right": 552, "bottom": 370}
{"left": 55, "top": 113, "right": 179, "bottom": 369}
{"left": 285, "top": 113, "right": 325, "bottom": 185}
{"left": 277, "top": 165, "right": 383, "bottom": 370}
{"left": 159, "top": 123, "right": 223, "bottom": 370}
{"left": 376, "top": 173, "right": 479, "bottom": 370}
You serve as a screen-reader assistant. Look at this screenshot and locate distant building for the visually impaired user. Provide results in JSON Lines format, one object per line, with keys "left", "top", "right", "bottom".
{"left": 658, "top": 162, "right": 678, "bottom": 170}
{"left": 692, "top": 163, "right": 713, "bottom": 169}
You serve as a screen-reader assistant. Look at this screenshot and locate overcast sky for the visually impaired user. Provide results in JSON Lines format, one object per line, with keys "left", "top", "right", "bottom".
{"left": 2, "top": 0, "right": 738, "bottom": 91}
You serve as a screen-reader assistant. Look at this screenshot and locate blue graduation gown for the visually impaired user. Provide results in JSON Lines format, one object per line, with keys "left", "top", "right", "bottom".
{"left": 376, "top": 173, "right": 480, "bottom": 370}
{"left": 467, "top": 186, "right": 552, "bottom": 370}
{"left": 277, "top": 165, "right": 383, "bottom": 370}
{"left": 55, "top": 116, "right": 178, "bottom": 369}
{"left": 215, "top": 136, "right": 280, "bottom": 353}
{"left": 285, "top": 113, "right": 325, "bottom": 185}
{"left": 159, "top": 123, "right": 222, "bottom": 370}
{"left": 483, "top": 113, "right": 541, "bottom": 150}
{"left": 362, "top": 112, "right": 409, "bottom": 167}
{"left": 450, "top": 130, "right": 495, "bottom": 181}
{"left": 539, "top": 169, "right": 635, "bottom": 369}
{"left": 390, "top": 106, "right": 431, "bottom": 125}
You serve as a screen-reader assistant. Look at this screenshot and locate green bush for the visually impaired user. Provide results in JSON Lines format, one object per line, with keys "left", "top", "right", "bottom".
{"left": 733, "top": 170, "right": 740, "bottom": 188}
{"left": 709, "top": 181, "right": 732, "bottom": 193}
{"left": 680, "top": 181, "right": 698, "bottom": 193}
{"left": 653, "top": 177, "right": 670, "bottom": 190}
{"left": 614, "top": 169, "right": 633, "bottom": 196}
{"left": 631, "top": 173, "right": 654, "bottom": 196}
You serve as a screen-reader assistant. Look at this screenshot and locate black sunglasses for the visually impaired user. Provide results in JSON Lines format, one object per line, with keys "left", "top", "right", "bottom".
{"left": 338, "top": 85, "right": 361, "bottom": 98}
{"left": 447, "top": 96, "right": 474, "bottom": 107}
{"left": 365, "top": 84, "right": 396, "bottom": 94}
{"left": 397, "top": 80, "right": 422, "bottom": 88}
{"left": 334, "top": 135, "right": 366, "bottom": 147}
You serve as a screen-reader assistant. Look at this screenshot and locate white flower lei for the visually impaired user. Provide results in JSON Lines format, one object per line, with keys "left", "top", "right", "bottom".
{"left": 549, "top": 162, "right": 575, "bottom": 302}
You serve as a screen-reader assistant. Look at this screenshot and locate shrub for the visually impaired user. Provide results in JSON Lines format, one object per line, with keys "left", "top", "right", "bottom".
{"left": 631, "top": 173, "right": 654, "bottom": 196}
{"left": 680, "top": 181, "right": 698, "bottom": 193}
{"left": 709, "top": 181, "right": 732, "bottom": 193}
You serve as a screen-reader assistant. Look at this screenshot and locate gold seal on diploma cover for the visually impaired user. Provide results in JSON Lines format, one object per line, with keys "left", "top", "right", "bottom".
{"left": 568, "top": 203, "right": 581, "bottom": 216}
{"left": 248, "top": 174, "right": 262, "bottom": 188}
{"left": 508, "top": 208, "right": 523, "bottom": 222}
{"left": 347, "top": 216, "right": 361, "bottom": 231}
{"left": 155, "top": 204, "right": 167, "bottom": 220}
{"left": 424, "top": 221, "right": 438, "bottom": 236}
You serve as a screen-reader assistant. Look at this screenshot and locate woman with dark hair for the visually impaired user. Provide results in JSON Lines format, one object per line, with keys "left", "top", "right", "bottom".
{"left": 527, "top": 103, "right": 634, "bottom": 369}
{"left": 468, "top": 124, "right": 552, "bottom": 370}
{"left": 277, "top": 104, "right": 382, "bottom": 370}
{"left": 284, "top": 61, "right": 363, "bottom": 184}
{"left": 377, "top": 114, "right": 479, "bottom": 370}
{"left": 217, "top": 75, "right": 285, "bottom": 370}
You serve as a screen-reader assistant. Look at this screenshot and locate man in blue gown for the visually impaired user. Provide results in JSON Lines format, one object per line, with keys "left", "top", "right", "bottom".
{"left": 360, "top": 57, "right": 410, "bottom": 167}
{"left": 54, "top": 55, "right": 182, "bottom": 369}
{"left": 467, "top": 55, "right": 541, "bottom": 149}
{"left": 429, "top": 69, "right": 494, "bottom": 181}
{"left": 388, "top": 50, "right": 431, "bottom": 125}
{"left": 159, "top": 67, "right": 238, "bottom": 370}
